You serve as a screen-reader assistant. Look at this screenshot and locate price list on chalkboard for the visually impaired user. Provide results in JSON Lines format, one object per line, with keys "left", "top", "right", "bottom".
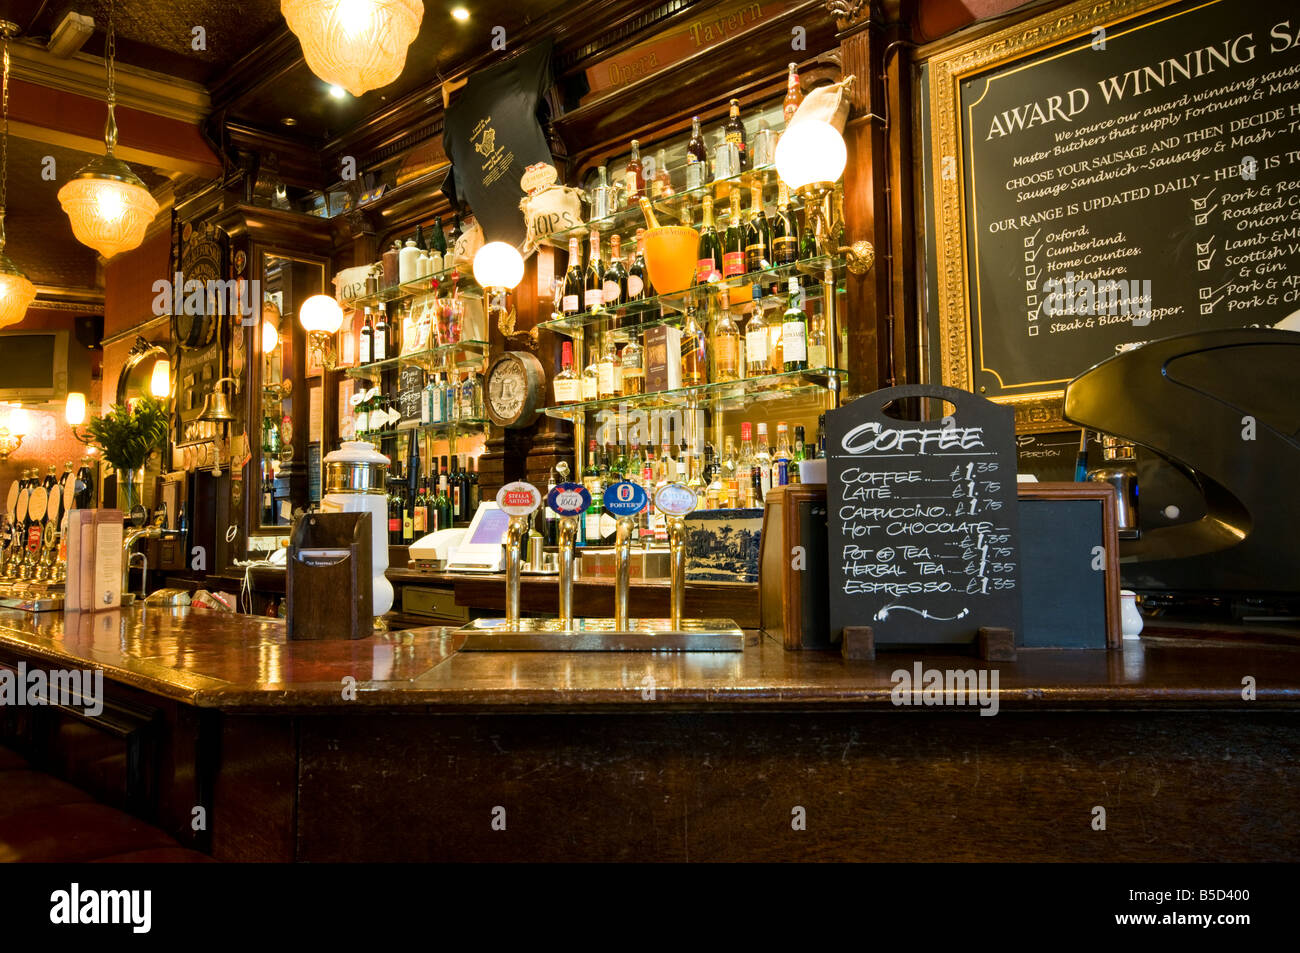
{"left": 397, "top": 365, "right": 426, "bottom": 427}
{"left": 827, "top": 385, "right": 1022, "bottom": 647}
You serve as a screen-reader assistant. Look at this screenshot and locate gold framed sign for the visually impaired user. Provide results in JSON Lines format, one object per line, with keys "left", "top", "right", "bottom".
{"left": 925, "top": 0, "right": 1300, "bottom": 431}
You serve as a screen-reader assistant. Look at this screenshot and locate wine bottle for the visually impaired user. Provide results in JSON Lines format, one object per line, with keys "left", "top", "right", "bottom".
{"left": 696, "top": 195, "right": 722, "bottom": 285}
{"left": 562, "top": 236, "right": 583, "bottom": 317}
{"left": 724, "top": 98, "right": 748, "bottom": 172}
{"left": 626, "top": 140, "right": 644, "bottom": 201}
{"left": 627, "top": 229, "right": 649, "bottom": 301}
{"left": 602, "top": 233, "right": 628, "bottom": 309}
{"left": 554, "top": 341, "right": 581, "bottom": 404}
{"left": 685, "top": 115, "right": 707, "bottom": 190}
{"left": 359, "top": 307, "right": 372, "bottom": 365}
{"left": 771, "top": 180, "right": 799, "bottom": 265}
{"left": 584, "top": 229, "right": 604, "bottom": 314}
{"left": 723, "top": 188, "right": 745, "bottom": 278}
{"left": 373, "top": 304, "right": 388, "bottom": 362}
{"left": 745, "top": 181, "right": 770, "bottom": 272}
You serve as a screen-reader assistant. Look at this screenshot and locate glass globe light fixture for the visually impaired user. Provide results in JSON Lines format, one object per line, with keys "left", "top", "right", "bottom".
{"left": 150, "top": 358, "right": 171, "bottom": 398}
{"left": 65, "top": 392, "right": 87, "bottom": 426}
{"left": 281, "top": 0, "right": 424, "bottom": 97}
{"left": 472, "top": 242, "right": 525, "bottom": 292}
{"left": 299, "top": 294, "right": 345, "bottom": 370}
{"left": 57, "top": 6, "right": 158, "bottom": 259}
{"left": 0, "top": 22, "right": 35, "bottom": 329}
{"left": 775, "top": 118, "right": 847, "bottom": 193}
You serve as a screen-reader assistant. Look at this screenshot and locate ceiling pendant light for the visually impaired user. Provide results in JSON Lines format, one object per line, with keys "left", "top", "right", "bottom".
{"left": 0, "top": 22, "right": 35, "bottom": 330}
{"left": 57, "top": 0, "right": 158, "bottom": 260}
{"left": 281, "top": 0, "right": 424, "bottom": 98}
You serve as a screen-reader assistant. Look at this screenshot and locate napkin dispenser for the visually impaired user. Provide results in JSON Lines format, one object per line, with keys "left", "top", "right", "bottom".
{"left": 286, "top": 511, "right": 373, "bottom": 640}
{"left": 1062, "top": 328, "right": 1300, "bottom": 596}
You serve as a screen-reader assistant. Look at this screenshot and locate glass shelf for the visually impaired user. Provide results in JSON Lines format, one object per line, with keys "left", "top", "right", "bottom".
{"left": 343, "top": 267, "right": 481, "bottom": 310}
{"left": 357, "top": 417, "right": 492, "bottom": 442}
{"left": 535, "top": 255, "right": 847, "bottom": 341}
{"left": 543, "top": 367, "right": 846, "bottom": 420}
{"left": 344, "top": 340, "right": 490, "bottom": 380}
{"left": 541, "top": 162, "right": 801, "bottom": 249}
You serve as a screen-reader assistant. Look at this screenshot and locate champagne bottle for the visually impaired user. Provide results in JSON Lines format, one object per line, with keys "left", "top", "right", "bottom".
{"left": 584, "top": 229, "right": 604, "bottom": 313}
{"left": 696, "top": 195, "right": 722, "bottom": 285}
{"left": 745, "top": 181, "right": 770, "bottom": 272}
{"left": 771, "top": 180, "right": 799, "bottom": 265}
{"left": 562, "top": 236, "right": 583, "bottom": 317}
{"left": 723, "top": 189, "right": 745, "bottom": 278}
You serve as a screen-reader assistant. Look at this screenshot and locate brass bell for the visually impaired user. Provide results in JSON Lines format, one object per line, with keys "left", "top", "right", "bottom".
{"left": 198, "top": 377, "right": 237, "bottom": 422}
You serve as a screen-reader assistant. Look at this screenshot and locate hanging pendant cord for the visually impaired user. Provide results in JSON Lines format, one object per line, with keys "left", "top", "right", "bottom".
{"left": 1, "top": 31, "right": 10, "bottom": 252}
{"left": 104, "top": 0, "right": 118, "bottom": 155}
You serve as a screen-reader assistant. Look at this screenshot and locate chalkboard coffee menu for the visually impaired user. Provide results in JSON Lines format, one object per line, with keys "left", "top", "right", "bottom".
{"left": 826, "top": 385, "right": 1022, "bottom": 647}
{"left": 397, "top": 365, "right": 426, "bottom": 427}
{"left": 929, "top": 0, "right": 1300, "bottom": 425}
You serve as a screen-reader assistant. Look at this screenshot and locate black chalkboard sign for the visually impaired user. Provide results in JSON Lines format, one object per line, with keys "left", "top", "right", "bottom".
{"left": 927, "top": 0, "right": 1300, "bottom": 422}
{"left": 397, "top": 365, "right": 425, "bottom": 426}
{"left": 827, "top": 385, "right": 1022, "bottom": 646}
{"left": 1019, "top": 498, "right": 1109, "bottom": 648}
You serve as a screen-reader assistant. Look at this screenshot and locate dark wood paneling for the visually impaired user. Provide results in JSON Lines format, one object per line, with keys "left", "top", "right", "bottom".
{"left": 210, "top": 715, "right": 297, "bottom": 862}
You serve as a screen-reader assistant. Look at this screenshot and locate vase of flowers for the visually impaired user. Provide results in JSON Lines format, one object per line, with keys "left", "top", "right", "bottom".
{"left": 81, "top": 398, "right": 169, "bottom": 512}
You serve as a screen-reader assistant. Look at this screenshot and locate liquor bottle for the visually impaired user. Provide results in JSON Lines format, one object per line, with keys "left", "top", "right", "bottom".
{"left": 620, "top": 335, "right": 644, "bottom": 396}
{"left": 467, "top": 458, "right": 480, "bottom": 513}
{"left": 712, "top": 286, "right": 741, "bottom": 383}
{"left": 359, "top": 307, "right": 373, "bottom": 365}
{"left": 764, "top": 283, "right": 785, "bottom": 374}
{"left": 686, "top": 115, "right": 707, "bottom": 190}
{"left": 771, "top": 180, "right": 799, "bottom": 265}
{"left": 705, "top": 445, "right": 722, "bottom": 509}
{"left": 723, "top": 189, "right": 745, "bottom": 278}
{"left": 792, "top": 425, "right": 807, "bottom": 484}
{"left": 625, "top": 139, "right": 644, "bottom": 201}
{"left": 584, "top": 229, "right": 604, "bottom": 313}
{"left": 680, "top": 304, "right": 707, "bottom": 387}
{"left": 431, "top": 215, "right": 448, "bottom": 256}
{"left": 387, "top": 478, "right": 403, "bottom": 545}
{"left": 745, "top": 285, "right": 768, "bottom": 378}
{"left": 783, "top": 62, "right": 803, "bottom": 124}
{"left": 807, "top": 315, "right": 828, "bottom": 369}
{"left": 653, "top": 148, "right": 672, "bottom": 198}
{"left": 738, "top": 422, "right": 758, "bottom": 508}
{"left": 696, "top": 195, "right": 721, "bottom": 285}
{"left": 773, "top": 422, "right": 793, "bottom": 487}
{"left": 755, "top": 422, "right": 773, "bottom": 499}
{"left": 724, "top": 98, "right": 748, "bottom": 172}
{"left": 554, "top": 341, "right": 581, "bottom": 404}
{"left": 543, "top": 467, "right": 558, "bottom": 547}
{"left": 373, "top": 304, "right": 388, "bottom": 362}
{"left": 628, "top": 229, "right": 650, "bottom": 302}
{"left": 562, "top": 236, "right": 583, "bottom": 317}
{"left": 597, "top": 336, "right": 621, "bottom": 400}
{"left": 583, "top": 439, "right": 602, "bottom": 497}
{"left": 581, "top": 346, "right": 600, "bottom": 401}
{"left": 782, "top": 277, "right": 808, "bottom": 373}
{"left": 602, "top": 233, "right": 628, "bottom": 310}
{"left": 745, "top": 181, "right": 770, "bottom": 272}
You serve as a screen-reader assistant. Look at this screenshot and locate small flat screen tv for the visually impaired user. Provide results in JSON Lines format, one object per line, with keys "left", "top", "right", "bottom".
{"left": 0, "top": 331, "right": 69, "bottom": 403}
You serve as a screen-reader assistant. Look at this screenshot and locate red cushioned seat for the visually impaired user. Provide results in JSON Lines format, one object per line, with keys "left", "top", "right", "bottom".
{"left": 0, "top": 770, "right": 95, "bottom": 817}
{"left": 0, "top": 802, "right": 187, "bottom": 863}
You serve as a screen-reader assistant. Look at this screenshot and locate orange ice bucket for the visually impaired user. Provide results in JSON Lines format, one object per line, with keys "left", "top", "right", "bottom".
{"left": 642, "top": 226, "right": 700, "bottom": 294}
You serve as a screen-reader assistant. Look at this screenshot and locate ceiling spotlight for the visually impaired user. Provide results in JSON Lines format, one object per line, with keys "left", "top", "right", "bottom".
{"left": 451, "top": 7, "right": 470, "bottom": 21}
{"left": 328, "top": 84, "right": 347, "bottom": 100}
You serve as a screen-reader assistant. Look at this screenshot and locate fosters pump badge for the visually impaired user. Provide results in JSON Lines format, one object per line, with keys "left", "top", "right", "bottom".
{"left": 547, "top": 482, "right": 591, "bottom": 518}
{"left": 496, "top": 482, "right": 542, "bottom": 517}
{"left": 603, "top": 481, "right": 648, "bottom": 518}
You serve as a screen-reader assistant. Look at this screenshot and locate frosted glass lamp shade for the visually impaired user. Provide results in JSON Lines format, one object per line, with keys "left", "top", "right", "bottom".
{"left": 775, "top": 119, "right": 847, "bottom": 191}
{"left": 0, "top": 261, "right": 35, "bottom": 330}
{"left": 150, "top": 359, "right": 171, "bottom": 398}
{"left": 299, "top": 295, "right": 345, "bottom": 334}
{"left": 281, "top": 0, "right": 424, "bottom": 97}
{"left": 473, "top": 242, "right": 525, "bottom": 290}
{"left": 262, "top": 320, "right": 281, "bottom": 353}
{"left": 57, "top": 171, "right": 160, "bottom": 259}
{"left": 65, "top": 392, "right": 87, "bottom": 426}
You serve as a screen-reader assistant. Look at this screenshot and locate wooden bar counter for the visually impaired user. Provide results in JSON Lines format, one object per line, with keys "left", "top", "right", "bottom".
{"left": 1, "top": 605, "right": 1297, "bottom": 862}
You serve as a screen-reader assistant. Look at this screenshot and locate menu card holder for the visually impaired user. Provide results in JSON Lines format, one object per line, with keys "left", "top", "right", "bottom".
{"left": 286, "top": 511, "right": 373, "bottom": 641}
{"left": 759, "top": 484, "right": 829, "bottom": 650}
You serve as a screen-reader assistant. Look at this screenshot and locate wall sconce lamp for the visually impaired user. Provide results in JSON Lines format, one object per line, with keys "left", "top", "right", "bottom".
{"left": 775, "top": 118, "right": 874, "bottom": 275}
{"left": 65, "top": 391, "right": 87, "bottom": 426}
{"left": 150, "top": 358, "right": 171, "bottom": 399}
{"left": 0, "top": 404, "right": 28, "bottom": 460}
{"left": 472, "top": 241, "right": 533, "bottom": 349}
{"left": 299, "top": 294, "right": 344, "bottom": 370}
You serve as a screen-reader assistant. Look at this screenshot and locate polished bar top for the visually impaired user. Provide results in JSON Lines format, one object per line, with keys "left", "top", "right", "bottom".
{"left": 0, "top": 605, "right": 1298, "bottom": 711}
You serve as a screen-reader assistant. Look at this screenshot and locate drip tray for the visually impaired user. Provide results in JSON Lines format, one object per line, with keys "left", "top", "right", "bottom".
{"left": 456, "top": 617, "right": 744, "bottom": 652}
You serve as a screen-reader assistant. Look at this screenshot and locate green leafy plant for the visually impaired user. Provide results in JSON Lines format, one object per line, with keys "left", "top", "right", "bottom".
{"left": 81, "top": 398, "right": 169, "bottom": 473}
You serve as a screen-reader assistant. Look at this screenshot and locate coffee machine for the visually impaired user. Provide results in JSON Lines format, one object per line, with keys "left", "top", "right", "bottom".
{"left": 1062, "top": 329, "right": 1300, "bottom": 604}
